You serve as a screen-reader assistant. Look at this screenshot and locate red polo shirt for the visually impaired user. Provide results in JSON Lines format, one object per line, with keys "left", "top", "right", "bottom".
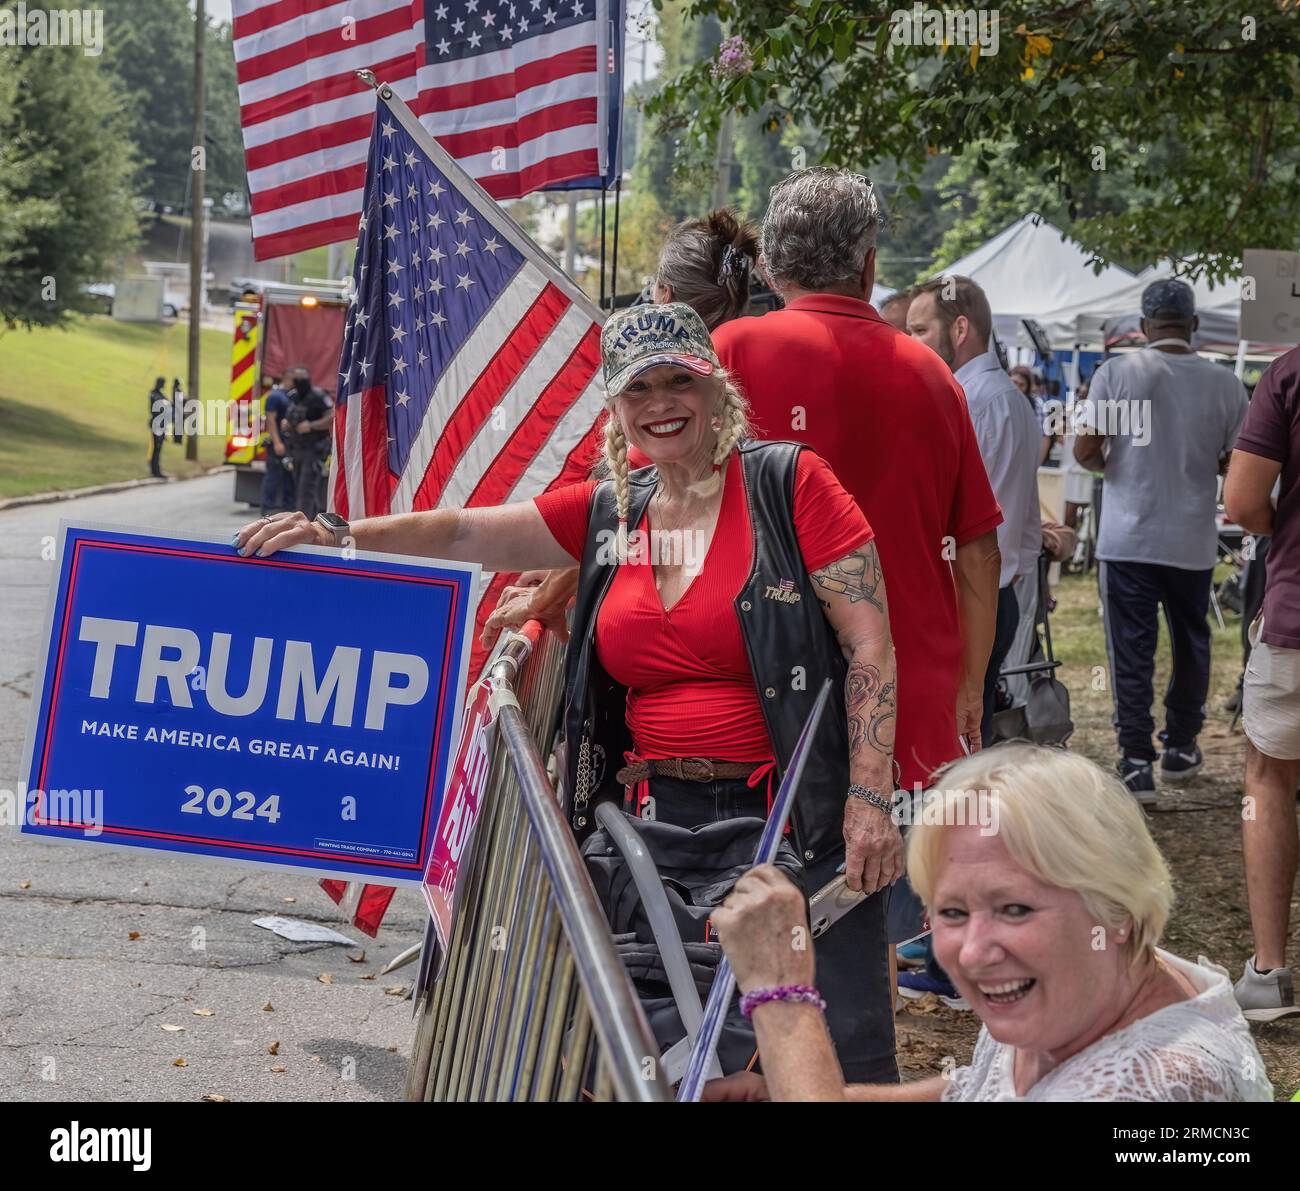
{"left": 712, "top": 294, "right": 1002, "bottom": 788}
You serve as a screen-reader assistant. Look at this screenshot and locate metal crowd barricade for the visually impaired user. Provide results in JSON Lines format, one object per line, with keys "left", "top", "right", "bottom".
{"left": 405, "top": 623, "right": 666, "bottom": 1102}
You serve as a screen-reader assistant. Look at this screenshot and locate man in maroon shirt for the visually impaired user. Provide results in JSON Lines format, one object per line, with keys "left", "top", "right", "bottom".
{"left": 1225, "top": 343, "right": 1300, "bottom": 1021}
{"left": 712, "top": 168, "right": 1004, "bottom": 792}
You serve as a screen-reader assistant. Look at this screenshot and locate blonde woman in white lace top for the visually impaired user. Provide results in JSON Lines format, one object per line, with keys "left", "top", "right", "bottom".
{"left": 709, "top": 744, "right": 1272, "bottom": 1102}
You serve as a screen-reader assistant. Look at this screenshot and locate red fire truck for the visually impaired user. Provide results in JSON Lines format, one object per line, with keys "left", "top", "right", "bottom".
{"left": 224, "top": 280, "right": 350, "bottom": 506}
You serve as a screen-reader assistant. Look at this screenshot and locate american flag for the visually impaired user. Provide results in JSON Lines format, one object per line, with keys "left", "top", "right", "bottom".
{"left": 231, "top": 0, "right": 619, "bottom": 260}
{"left": 335, "top": 89, "right": 605, "bottom": 679}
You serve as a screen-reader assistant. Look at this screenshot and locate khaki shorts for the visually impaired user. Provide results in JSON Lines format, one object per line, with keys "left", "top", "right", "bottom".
{"left": 1243, "top": 617, "right": 1300, "bottom": 761}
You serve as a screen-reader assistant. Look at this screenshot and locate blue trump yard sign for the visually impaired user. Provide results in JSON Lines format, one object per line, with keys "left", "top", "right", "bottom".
{"left": 19, "top": 523, "right": 478, "bottom": 884}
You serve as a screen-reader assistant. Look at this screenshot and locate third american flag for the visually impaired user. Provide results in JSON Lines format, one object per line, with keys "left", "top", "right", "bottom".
{"left": 334, "top": 89, "right": 605, "bottom": 675}
{"left": 232, "top": 0, "right": 619, "bottom": 259}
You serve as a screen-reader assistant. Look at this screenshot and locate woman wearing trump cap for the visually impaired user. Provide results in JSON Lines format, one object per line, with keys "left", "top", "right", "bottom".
{"left": 237, "top": 302, "right": 904, "bottom": 1082}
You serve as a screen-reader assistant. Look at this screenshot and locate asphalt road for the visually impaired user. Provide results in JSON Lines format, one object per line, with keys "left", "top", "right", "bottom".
{"left": 0, "top": 474, "right": 426, "bottom": 1102}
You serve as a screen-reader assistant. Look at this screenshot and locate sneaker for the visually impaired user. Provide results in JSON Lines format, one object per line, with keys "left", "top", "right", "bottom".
{"left": 1118, "top": 756, "right": 1158, "bottom": 808}
{"left": 896, "top": 939, "right": 928, "bottom": 970}
{"left": 1234, "top": 956, "right": 1300, "bottom": 1022}
{"left": 897, "top": 969, "right": 970, "bottom": 1011}
{"left": 1160, "top": 741, "right": 1203, "bottom": 784}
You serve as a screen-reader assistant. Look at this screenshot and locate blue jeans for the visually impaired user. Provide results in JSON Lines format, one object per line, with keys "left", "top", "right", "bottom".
{"left": 982, "top": 581, "right": 1022, "bottom": 745}
{"left": 1099, "top": 560, "right": 1213, "bottom": 758}
{"left": 632, "top": 773, "right": 899, "bottom": 1084}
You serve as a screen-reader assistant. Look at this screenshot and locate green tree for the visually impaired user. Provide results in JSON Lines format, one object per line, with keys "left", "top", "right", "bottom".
{"left": 99, "top": 0, "right": 247, "bottom": 212}
{"left": 648, "top": 1, "right": 1300, "bottom": 282}
{"left": 925, "top": 142, "right": 1071, "bottom": 276}
{"left": 0, "top": 42, "right": 140, "bottom": 329}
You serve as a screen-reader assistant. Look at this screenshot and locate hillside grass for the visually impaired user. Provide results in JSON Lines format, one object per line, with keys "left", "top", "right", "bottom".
{"left": 0, "top": 316, "right": 234, "bottom": 498}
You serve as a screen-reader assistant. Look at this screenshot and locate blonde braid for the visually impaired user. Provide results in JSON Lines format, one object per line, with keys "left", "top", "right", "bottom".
{"left": 712, "top": 381, "right": 749, "bottom": 466}
{"left": 602, "top": 409, "right": 630, "bottom": 562}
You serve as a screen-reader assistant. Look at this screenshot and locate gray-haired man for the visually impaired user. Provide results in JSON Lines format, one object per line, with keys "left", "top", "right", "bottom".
{"left": 712, "top": 168, "right": 1005, "bottom": 1078}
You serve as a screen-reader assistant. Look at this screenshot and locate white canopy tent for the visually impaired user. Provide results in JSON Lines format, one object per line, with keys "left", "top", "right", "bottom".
{"left": 1038, "top": 263, "right": 1245, "bottom": 353}
{"left": 934, "top": 214, "right": 1138, "bottom": 346}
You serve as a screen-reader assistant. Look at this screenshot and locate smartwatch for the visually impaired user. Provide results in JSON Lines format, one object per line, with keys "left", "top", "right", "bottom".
{"left": 314, "top": 511, "right": 350, "bottom": 547}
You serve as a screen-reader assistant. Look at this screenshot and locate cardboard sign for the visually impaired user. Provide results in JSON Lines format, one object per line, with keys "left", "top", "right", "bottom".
{"left": 18, "top": 524, "right": 478, "bottom": 884}
{"left": 1240, "top": 249, "right": 1300, "bottom": 345}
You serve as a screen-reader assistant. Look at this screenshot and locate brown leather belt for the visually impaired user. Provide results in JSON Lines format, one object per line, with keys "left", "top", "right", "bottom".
{"left": 615, "top": 757, "right": 764, "bottom": 785}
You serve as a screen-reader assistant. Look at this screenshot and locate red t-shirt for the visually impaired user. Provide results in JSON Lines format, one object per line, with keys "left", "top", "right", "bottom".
{"left": 711, "top": 295, "right": 1002, "bottom": 788}
{"left": 535, "top": 451, "right": 872, "bottom": 760}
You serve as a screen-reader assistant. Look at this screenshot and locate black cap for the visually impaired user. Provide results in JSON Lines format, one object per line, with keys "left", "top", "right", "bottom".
{"left": 1141, "top": 278, "right": 1195, "bottom": 321}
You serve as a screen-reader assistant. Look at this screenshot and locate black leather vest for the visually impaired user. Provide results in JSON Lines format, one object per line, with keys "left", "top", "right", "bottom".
{"left": 561, "top": 441, "right": 849, "bottom": 863}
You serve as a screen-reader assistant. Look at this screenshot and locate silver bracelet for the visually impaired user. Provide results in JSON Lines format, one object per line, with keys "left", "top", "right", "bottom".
{"left": 847, "top": 784, "right": 895, "bottom": 816}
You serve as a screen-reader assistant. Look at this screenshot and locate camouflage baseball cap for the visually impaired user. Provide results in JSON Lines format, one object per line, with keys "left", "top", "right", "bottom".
{"left": 601, "top": 302, "right": 719, "bottom": 397}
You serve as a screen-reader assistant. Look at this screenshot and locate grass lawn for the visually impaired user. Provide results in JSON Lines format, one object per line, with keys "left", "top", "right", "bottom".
{"left": 0, "top": 316, "right": 235, "bottom": 498}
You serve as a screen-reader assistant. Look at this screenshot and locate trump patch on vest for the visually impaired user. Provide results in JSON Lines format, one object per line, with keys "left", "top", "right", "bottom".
{"left": 763, "top": 577, "right": 802, "bottom": 605}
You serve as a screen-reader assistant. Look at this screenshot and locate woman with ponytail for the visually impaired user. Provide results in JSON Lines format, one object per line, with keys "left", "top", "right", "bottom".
{"left": 237, "top": 302, "right": 903, "bottom": 1083}
{"left": 653, "top": 207, "right": 758, "bottom": 330}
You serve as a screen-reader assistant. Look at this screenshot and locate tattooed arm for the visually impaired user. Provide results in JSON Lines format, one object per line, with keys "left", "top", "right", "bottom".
{"left": 810, "top": 540, "right": 903, "bottom": 895}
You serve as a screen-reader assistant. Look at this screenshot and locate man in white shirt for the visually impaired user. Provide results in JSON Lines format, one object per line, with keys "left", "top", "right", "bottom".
{"left": 909, "top": 275, "right": 1043, "bottom": 744}
{"left": 1075, "top": 279, "right": 1248, "bottom": 805}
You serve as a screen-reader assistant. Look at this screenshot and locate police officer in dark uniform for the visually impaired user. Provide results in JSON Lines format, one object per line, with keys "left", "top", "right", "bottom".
{"left": 260, "top": 374, "right": 296, "bottom": 516}
{"left": 283, "top": 365, "right": 334, "bottom": 520}
{"left": 147, "top": 376, "right": 169, "bottom": 478}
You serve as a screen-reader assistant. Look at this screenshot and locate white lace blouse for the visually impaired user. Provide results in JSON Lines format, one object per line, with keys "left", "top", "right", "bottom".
{"left": 942, "top": 951, "right": 1273, "bottom": 1102}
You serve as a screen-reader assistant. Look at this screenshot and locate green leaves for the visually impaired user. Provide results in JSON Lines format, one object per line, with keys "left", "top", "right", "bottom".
{"left": 0, "top": 44, "right": 140, "bottom": 329}
{"left": 650, "top": 0, "right": 1300, "bottom": 277}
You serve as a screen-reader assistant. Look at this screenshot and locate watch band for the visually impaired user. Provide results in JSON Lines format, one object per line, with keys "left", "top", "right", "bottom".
{"left": 314, "top": 513, "right": 350, "bottom": 547}
{"left": 847, "top": 784, "right": 895, "bottom": 816}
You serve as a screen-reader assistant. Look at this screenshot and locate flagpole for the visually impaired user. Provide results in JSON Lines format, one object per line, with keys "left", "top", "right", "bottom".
{"left": 599, "top": 186, "right": 608, "bottom": 310}
{"left": 610, "top": 178, "right": 622, "bottom": 308}
{"left": 185, "top": 0, "right": 206, "bottom": 463}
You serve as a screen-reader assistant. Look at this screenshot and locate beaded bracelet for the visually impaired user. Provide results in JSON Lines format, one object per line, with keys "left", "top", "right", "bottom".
{"left": 739, "top": 984, "right": 826, "bottom": 1019}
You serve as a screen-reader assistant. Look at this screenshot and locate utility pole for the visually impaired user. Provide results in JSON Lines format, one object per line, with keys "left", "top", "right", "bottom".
{"left": 185, "top": 0, "right": 206, "bottom": 462}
